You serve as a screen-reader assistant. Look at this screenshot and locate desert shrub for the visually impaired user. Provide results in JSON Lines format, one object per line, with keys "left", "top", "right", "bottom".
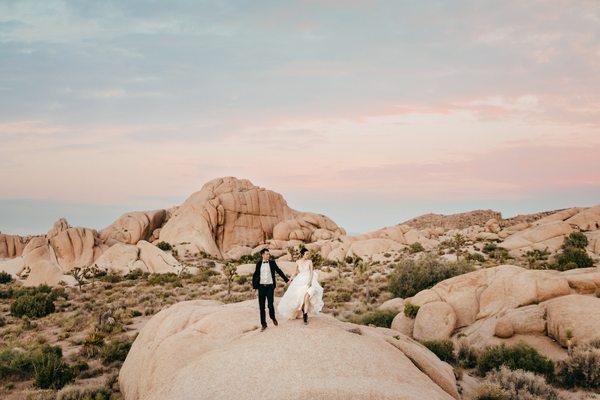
{"left": 124, "top": 268, "right": 146, "bottom": 280}
{"left": 147, "top": 273, "right": 181, "bottom": 286}
{"left": 457, "top": 339, "right": 479, "bottom": 368}
{"left": 0, "top": 271, "right": 12, "bottom": 284}
{"left": 403, "top": 301, "right": 420, "bottom": 319}
{"left": 562, "top": 232, "right": 588, "bottom": 249}
{"left": 99, "top": 273, "right": 123, "bottom": 283}
{"left": 24, "top": 389, "right": 55, "bottom": 400}
{"left": 409, "top": 242, "right": 425, "bottom": 253}
{"left": 56, "top": 384, "right": 111, "bottom": 400}
{"left": 236, "top": 275, "right": 248, "bottom": 285}
{"left": 388, "top": 254, "right": 474, "bottom": 298}
{"left": 10, "top": 292, "right": 56, "bottom": 318}
{"left": 477, "top": 343, "right": 554, "bottom": 378}
{"left": 156, "top": 241, "right": 172, "bottom": 251}
{"left": 80, "top": 330, "right": 106, "bottom": 358}
{"left": 482, "top": 242, "right": 498, "bottom": 254}
{"left": 0, "top": 347, "right": 36, "bottom": 380}
{"left": 100, "top": 339, "right": 132, "bottom": 365}
{"left": 555, "top": 338, "right": 600, "bottom": 389}
{"left": 556, "top": 246, "right": 593, "bottom": 269}
{"left": 478, "top": 366, "right": 559, "bottom": 400}
{"left": 421, "top": 340, "right": 455, "bottom": 363}
{"left": 353, "top": 310, "right": 398, "bottom": 328}
{"left": 524, "top": 249, "right": 550, "bottom": 267}
{"left": 329, "top": 289, "right": 352, "bottom": 303}
{"left": 466, "top": 252, "right": 486, "bottom": 263}
{"left": 33, "top": 349, "right": 75, "bottom": 390}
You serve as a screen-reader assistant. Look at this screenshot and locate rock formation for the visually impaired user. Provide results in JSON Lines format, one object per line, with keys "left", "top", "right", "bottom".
{"left": 119, "top": 299, "right": 459, "bottom": 400}
{"left": 0, "top": 233, "right": 30, "bottom": 259}
{"left": 389, "top": 264, "right": 600, "bottom": 359}
{"left": 158, "top": 177, "right": 345, "bottom": 258}
{"left": 100, "top": 209, "right": 167, "bottom": 245}
{"left": 402, "top": 209, "right": 502, "bottom": 230}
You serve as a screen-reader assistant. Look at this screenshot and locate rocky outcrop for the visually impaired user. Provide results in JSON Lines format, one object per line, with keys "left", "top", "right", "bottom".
{"left": 93, "top": 241, "right": 182, "bottom": 274}
{"left": 100, "top": 209, "right": 167, "bottom": 245}
{"left": 390, "top": 264, "right": 600, "bottom": 356}
{"left": 158, "top": 177, "right": 345, "bottom": 259}
{"left": 0, "top": 233, "right": 30, "bottom": 259}
{"left": 402, "top": 209, "right": 502, "bottom": 230}
{"left": 119, "top": 300, "right": 459, "bottom": 400}
{"left": 47, "top": 219, "right": 104, "bottom": 271}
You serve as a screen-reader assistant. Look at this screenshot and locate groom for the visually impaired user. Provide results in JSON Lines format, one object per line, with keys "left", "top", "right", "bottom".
{"left": 252, "top": 248, "right": 289, "bottom": 331}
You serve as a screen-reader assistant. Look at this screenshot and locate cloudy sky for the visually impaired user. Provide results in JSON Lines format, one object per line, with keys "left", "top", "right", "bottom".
{"left": 1, "top": 0, "right": 599, "bottom": 235}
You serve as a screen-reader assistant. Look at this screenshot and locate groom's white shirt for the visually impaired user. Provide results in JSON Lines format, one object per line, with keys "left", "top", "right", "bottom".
{"left": 259, "top": 260, "right": 273, "bottom": 284}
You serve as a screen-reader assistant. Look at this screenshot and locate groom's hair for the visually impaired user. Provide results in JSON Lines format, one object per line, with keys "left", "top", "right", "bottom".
{"left": 259, "top": 248, "right": 269, "bottom": 255}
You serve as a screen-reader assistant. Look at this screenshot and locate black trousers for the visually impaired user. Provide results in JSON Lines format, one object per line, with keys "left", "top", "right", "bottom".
{"left": 258, "top": 284, "right": 275, "bottom": 327}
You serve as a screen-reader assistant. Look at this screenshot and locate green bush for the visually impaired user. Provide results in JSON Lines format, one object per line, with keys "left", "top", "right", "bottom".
{"left": 477, "top": 343, "right": 554, "bottom": 378}
{"left": 556, "top": 246, "right": 593, "bottom": 269}
{"left": 56, "top": 385, "right": 111, "bottom": 400}
{"left": 0, "top": 271, "right": 12, "bottom": 284}
{"left": 99, "top": 273, "right": 123, "bottom": 283}
{"left": 0, "top": 345, "right": 73, "bottom": 388}
{"left": 403, "top": 302, "right": 420, "bottom": 319}
{"left": 555, "top": 338, "right": 600, "bottom": 389}
{"left": 478, "top": 366, "right": 559, "bottom": 400}
{"left": 422, "top": 340, "right": 455, "bottom": 363}
{"left": 236, "top": 275, "right": 248, "bottom": 285}
{"left": 156, "top": 241, "right": 172, "bottom": 251}
{"left": 354, "top": 310, "right": 398, "bottom": 328}
{"left": 388, "top": 254, "right": 474, "bottom": 298}
{"left": 409, "top": 242, "right": 425, "bottom": 253}
{"left": 562, "top": 232, "right": 588, "bottom": 249}
{"left": 147, "top": 273, "right": 181, "bottom": 286}
{"left": 10, "top": 293, "right": 56, "bottom": 318}
{"left": 33, "top": 350, "right": 75, "bottom": 390}
{"left": 100, "top": 339, "right": 132, "bottom": 365}
{"left": 466, "top": 252, "right": 486, "bottom": 263}
{"left": 457, "top": 339, "right": 479, "bottom": 368}
{"left": 124, "top": 268, "right": 146, "bottom": 280}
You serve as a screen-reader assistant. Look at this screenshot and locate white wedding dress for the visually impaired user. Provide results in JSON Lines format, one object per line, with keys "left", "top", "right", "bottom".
{"left": 277, "top": 259, "right": 324, "bottom": 319}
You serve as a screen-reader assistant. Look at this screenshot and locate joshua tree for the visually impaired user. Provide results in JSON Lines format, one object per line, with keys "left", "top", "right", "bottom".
{"left": 451, "top": 233, "right": 466, "bottom": 261}
{"left": 223, "top": 262, "right": 237, "bottom": 295}
{"left": 69, "top": 264, "right": 101, "bottom": 291}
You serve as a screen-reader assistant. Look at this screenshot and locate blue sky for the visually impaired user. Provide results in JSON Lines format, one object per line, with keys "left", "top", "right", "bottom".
{"left": 0, "top": 0, "right": 599, "bottom": 235}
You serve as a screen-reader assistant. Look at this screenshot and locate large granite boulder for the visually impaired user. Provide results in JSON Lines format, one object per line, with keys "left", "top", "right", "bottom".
{"left": 158, "top": 177, "right": 344, "bottom": 259}
{"left": 100, "top": 209, "right": 167, "bottom": 245}
{"left": 119, "top": 300, "right": 459, "bottom": 400}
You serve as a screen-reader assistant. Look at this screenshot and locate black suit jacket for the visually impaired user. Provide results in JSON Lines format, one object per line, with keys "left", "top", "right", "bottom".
{"left": 252, "top": 259, "right": 289, "bottom": 289}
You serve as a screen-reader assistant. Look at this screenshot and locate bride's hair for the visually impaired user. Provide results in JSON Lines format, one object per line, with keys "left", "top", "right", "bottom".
{"left": 300, "top": 248, "right": 309, "bottom": 256}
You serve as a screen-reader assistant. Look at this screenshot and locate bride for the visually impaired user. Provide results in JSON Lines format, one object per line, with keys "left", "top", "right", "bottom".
{"left": 277, "top": 248, "right": 324, "bottom": 324}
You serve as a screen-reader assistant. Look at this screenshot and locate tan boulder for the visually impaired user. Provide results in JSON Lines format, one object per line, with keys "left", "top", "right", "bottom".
{"left": 378, "top": 298, "right": 405, "bottom": 313}
{"left": 587, "top": 230, "right": 600, "bottom": 255}
{"left": 546, "top": 294, "right": 600, "bottom": 347}
{"left": 391, "top": 311, "right": 415, "bottom": 337}
{"left": 565, "top": 204, "right": 600, "bottom": 231}
{"left": 409, "top": 289, "right": 441, "bottom": 307}
{"left": 273, "top": 212, "right": 345, "bottom": 242}
{"left": 159, "top": 177, "right": 344, "bottom": 259}
{"left": 346, "top": 238, "right": 405, "bottom": 259}
{"left": 386, "top": 335, "right": 460, "bottom": 399}
{"left": 94, "top": 243, "right": 142, "bottom": 274}
{"left": 0, "top": 257, "right": 26, "bottom": 277}
{"left": 0, "top": 233, "right": 30, "bottom": 258}
{"left": 501, "top": 220, "right": 573, "bottom": 251}
{"left": 100, "top": 209, "right": 166, "bottom": 245}
{"left": 494, "top": 305, "right": 546, "bottom": 338}
{"left": 49, "top": 226, "right": 101, "bottom": 271}
{"left": 119, "top": 300, "right": 457, "bottom": 400}
{"left": 223, "top": 245, "right": 253, "bottom": 260}
{"left": 137, "top": 240, "right": 181, "bottom": 274}
{"left": 413, "top": 301, "right": 457, "bottom": 341}
{"left": 23, "top": 260, "right": 70, "bottom": 287}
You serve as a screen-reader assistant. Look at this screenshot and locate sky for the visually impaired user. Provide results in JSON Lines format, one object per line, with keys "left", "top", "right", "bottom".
{"left": 0, "top": 0, "right": 599, "bottom": 236}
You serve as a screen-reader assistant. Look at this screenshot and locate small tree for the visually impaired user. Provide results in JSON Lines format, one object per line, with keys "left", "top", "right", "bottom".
{"left": 451, "top": 233, "right": 466, "bottom": 261}
{"left": 69, "top": 264, "right": 101, "bottom": 291}
{"left": 223, "top": 262, "right": 237, "bottom": 295}
{"left": 353, "top": 256, "right": 371, "bottom": 303}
